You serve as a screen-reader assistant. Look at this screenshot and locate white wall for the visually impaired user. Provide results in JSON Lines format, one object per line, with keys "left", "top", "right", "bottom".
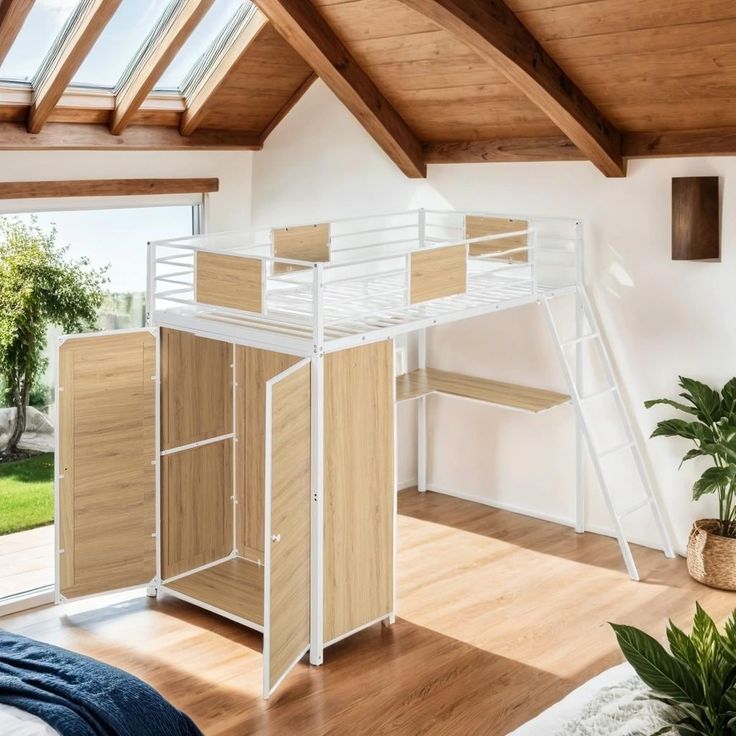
{"left": 0, "top": 150, "right": 253, "bottom": 230}
{"left": 252, "top": 80, "right": 736, "bottom": 555}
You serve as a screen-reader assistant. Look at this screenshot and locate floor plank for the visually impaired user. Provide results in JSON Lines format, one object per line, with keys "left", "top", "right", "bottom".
{"left": 2, "top": 490, "right": 735, "bottom": 735}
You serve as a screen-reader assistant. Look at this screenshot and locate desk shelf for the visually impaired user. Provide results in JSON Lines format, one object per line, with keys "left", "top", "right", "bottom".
{"left": 396, "top": 368, "right": 569, "bottom": 413}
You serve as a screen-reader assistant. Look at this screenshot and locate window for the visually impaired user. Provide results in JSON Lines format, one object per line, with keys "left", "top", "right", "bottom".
{"left": 0, "top": 203, "right": 198, "bottom": 608}
{"left": 156, "top": 0, "right": 249, "bottom": 91}
{"left": 0, "top": 0, "right": 80, "bottom": 83}
{"left": 71, "top": 0, "right": 171, "bottom": 89}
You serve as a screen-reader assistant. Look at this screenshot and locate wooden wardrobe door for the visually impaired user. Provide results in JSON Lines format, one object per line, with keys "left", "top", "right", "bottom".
{"left": 263, "top": 359, "right": 311, "bottom": 699}
{"left": 58, "top": 330, "right": 156, "bottom": 599}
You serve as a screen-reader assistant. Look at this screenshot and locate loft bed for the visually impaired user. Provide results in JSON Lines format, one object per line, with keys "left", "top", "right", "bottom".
{"left": 54, "top": 209, "right": 674, "bottom": 702}
{"left": 147, "top": 209, "right": 581, "bottom": 357}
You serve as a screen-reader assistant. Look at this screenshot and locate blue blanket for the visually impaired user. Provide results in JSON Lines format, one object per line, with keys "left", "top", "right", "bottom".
{"left": 0, "top": 631, "right": 202, "bottom": 736}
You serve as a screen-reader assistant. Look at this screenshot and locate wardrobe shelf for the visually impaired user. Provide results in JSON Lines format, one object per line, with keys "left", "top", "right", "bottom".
{"left": 396, "top": 368, "right": 569, "bottom": 413}
{"left": 165, "top": 558, "right": 264, "bottom": 626}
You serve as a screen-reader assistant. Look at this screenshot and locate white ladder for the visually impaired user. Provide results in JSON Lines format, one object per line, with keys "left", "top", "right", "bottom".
{"left": 541, "top": 285, "right": 675, "bottom": 580}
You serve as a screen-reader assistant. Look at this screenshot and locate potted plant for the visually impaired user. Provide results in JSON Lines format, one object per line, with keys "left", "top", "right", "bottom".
{"left": 611, "top": 604, "right": 736, "bottom": 735}
{"left": 646, "top": 377, "right": 736, "bottom": 591}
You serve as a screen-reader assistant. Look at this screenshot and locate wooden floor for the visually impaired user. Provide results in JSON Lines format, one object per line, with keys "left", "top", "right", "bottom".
{"left": 3, "top": 490, "right": 735, "bottom": 735}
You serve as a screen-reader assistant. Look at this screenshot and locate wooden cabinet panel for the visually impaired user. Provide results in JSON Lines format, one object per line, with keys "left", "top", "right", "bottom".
{"left": 324, "top": 340, "right": 394, "bottom": 642}
{"left": 161, "top": 440, "right": 233, "bottom": 579}
{"left": 161, "top": 328, "right": 233, "bottom": 450}
{"left": 58, "top": 331, "right": 155, "bottom": 599}
{"left": 235, "top": 346, "right": 300, "bottom": 559}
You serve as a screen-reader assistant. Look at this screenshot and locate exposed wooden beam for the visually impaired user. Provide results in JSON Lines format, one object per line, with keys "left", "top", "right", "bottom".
{"left": 253, "top": 0, "right": 426, "bottom": 178}
{"left": 28, "top": 0, "right": 123, "bottom": 134}
{"left": 396, "top": 0, "right": 624, "bottom": 177}
{"left": 0, "top": 178, "right": 219, "bottom": 200}
{"left": 623, "top": 128, "right": 736, "bottom": 159}
{"left": 0, "top": 121, "right": 262, "bottom": 150}
{"left": 0, "top": 0, "right": 33, "bottom": 66}
{"left": 425, "top": 128, "right": 736, "bottom": 164}
{"left": 180, "top": 10, "right": 268, "bottom": 136}
{"left": 259, "top": 72, "right": 317, "bottom": 144}
{"left": 112, "top": 0, "right": 215, "bottom": 135}
{"left": 424, "top": 136, "right": 584, "bottom": 163}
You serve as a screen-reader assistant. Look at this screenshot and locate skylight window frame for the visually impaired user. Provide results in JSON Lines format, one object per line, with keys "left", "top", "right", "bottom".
{"left": 113, "top": 0, "right": 182, "bottom": 96}
{"left": 178, "top": 1, "right": 255, "bottom": 99}
{"left": 30, "top": 0, "right": 89, "bottom": 91}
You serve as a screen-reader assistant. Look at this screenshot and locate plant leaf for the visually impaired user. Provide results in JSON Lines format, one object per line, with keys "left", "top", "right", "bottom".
{"left": 611, "top": 623, "right": 702, "bottom": 704}
{"left": 679, "top": 376, "right": 724, "bottom": 424}
{"left": 651, "top": 419, "right": 703, "bottom": 441}
{"left": 668, "top": 620, "right": 699, "bottom": 667}
{"left": 645, "top": 398, "right": 698, "bottom": 416}
{"left": 680, "top": 449, "right": 706, "bottom": 468}
{"left": 693, "top": 467, "right": 736, "bottom": 501}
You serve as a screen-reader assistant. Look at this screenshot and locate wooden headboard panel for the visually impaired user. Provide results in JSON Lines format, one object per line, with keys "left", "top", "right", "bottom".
{"left": 465, "top": 215, "right": 528, "bottom": 262}
{"left": 272, "top": 223, "right": 330, "bottom": 273}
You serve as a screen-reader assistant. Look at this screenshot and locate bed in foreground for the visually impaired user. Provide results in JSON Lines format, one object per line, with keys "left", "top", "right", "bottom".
{"left": 506, "top": 663, "right": 672, "bottom": 736}
{"left": 0, "top": 631, "right": 201, "bottom": 736}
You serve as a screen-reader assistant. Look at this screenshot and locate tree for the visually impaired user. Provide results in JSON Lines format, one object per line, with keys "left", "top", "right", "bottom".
{"left": 0, "top": 217, "right": 108, "bottom": 457}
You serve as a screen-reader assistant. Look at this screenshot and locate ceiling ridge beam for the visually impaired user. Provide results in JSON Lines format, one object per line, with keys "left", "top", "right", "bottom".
{"left": 180, "top": 10, "right": 269, "bottom": 137}
{"left": 0, "top": 0, "right": 33, "bottom": 66}
{"left": 396, "top": 0, "right": 624, "bottom": 177}
{"left": 111, "top": 0, "right": 215, "bottom": 136}
{"left": 28, "top": 0, "right": 123, "bottom": 134}
{"left": 253, "top": 0, "right": 426, "bottom": 178}
{"left": 425, "top": 136, "right": 585, "bottom": 163}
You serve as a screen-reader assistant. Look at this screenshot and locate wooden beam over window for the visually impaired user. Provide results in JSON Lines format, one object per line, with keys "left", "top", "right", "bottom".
{"left": 180, "top": 10, "right": 268, "bottom": 137}
{"left": 254, "top": 0, "right": 426, "bottom": 178}
{"left": 0, "top": 121, "right": 262, "bottom": 149}
{"left": 111, "top": 0, "right": 215, "bottom": 136}
{"left": 0, "top": 178, "right": 219, "bottom": 200}
{"left": 28, "top": 0, "right": 123, "bottom": 134}
{"left": 0, "top": 0, "right": 33, "bottom": 66}
{"left": 396, "top": 0, "right": 624, "bottom": 178}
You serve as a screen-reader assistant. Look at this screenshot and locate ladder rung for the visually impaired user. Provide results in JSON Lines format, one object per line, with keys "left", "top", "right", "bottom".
{"left": 617, "top": 498, "right": 651, "bottom": 520}
{"left": 561, "top": 332, "right": 599, "bottom": 347}
{"left": 583, "top": 385, "right": 616, "bottom": 401}
{"left": 599, "top": 440, "right": 634, "bottom": 459}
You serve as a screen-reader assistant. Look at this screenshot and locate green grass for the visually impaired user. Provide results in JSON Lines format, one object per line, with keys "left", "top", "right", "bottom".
{"left": 0, "top": 453, "right": 54, "bottom": 535}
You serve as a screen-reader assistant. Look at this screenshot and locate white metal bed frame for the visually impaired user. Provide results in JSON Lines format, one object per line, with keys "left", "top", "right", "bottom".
{"left": 142, "top": 208, "right": 675, "bottom": 668}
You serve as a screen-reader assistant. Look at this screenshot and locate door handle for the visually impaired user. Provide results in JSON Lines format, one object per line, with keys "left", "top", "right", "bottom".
{"left": 272, "top": 533, "right": 281, "bottom": 543}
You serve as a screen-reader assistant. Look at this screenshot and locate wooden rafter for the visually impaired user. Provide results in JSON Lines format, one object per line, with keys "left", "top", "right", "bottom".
{"left": 0, "top": 121, "right": 262, "bottom": 149}
{"left": 253, "top": 0, "right": 426, "bottom": 178}
{"left": 111, "top": 0, "right": 215, "bottom": 136}
{"left": 396, "top": 0, "right": 624, "bottom": 177}
{"left": 0, "top": 0, "right": 33, "bottom": 66}
{"left": 180, "top": 10, "right": 268, "bottom": 136}
{"left": 28, "top": 0, "right": 122, "bottom": 134}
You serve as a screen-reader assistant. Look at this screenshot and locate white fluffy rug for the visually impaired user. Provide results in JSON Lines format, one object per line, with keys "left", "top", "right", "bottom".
{"left": 555, "top": 674, "right": 675, "bottom": 736}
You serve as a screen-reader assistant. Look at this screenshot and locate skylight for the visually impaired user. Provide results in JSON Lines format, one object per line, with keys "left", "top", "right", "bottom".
{"left": 71, "top": 0, "right": 172, "bottom": 89}
{"left": 155, "top": 0, "right": 250, "bottom": 91}
{"left": 0, "top": 0, "right": 80, "bottom": 83}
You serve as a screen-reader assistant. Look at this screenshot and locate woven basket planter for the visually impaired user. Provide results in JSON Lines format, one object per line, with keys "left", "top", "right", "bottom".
{"left": 687, "top": 519, "right": 736, "bottom": 591}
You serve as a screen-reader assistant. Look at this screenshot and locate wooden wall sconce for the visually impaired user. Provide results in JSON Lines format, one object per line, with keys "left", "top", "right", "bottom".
{"left": 672, "top": 176, "right": 720, "bottom": 261}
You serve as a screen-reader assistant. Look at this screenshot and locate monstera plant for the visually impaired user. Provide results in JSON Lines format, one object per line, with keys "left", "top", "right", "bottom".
{"left": 646, "top": 377, "right": 736, "bottom": 590}
{"left": 612, "top": 604, "right": 736, "bottom": 736}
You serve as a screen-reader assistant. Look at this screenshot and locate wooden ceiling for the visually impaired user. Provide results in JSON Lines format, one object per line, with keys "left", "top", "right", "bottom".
{"left": 0, "top": 0, "right": 734, "bottom": 177}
